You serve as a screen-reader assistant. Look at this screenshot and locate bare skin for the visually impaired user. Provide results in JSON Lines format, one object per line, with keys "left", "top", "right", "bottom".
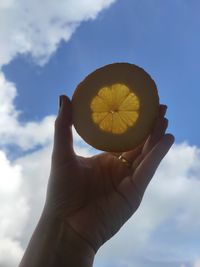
{"left": 19, "top": 95, "right": 174, "bottom": 267}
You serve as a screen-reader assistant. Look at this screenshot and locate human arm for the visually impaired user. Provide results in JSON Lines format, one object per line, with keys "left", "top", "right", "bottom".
{"left": 19, "top": 95, "right": 174, "bottom": 267}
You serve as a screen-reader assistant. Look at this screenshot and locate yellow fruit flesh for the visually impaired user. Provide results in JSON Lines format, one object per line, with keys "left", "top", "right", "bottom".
{"left": 90, "top": 83, "right": 140, "bottom": 134}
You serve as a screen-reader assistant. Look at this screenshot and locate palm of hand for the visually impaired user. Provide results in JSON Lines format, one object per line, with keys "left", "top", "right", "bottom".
{"left": 48, "top": 149, "right": 143, "bottom": 252}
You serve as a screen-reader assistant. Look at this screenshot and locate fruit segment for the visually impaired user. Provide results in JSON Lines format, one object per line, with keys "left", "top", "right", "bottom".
{"left": 92, "top": 112, "right": 108, "bottom": 124}
{"left": 99, "top": 113, "right": 112, "bottom": 132}
{"left": 90, "top": 96, "right": 109, "bottom": 112}
{"left": 119, "top": 93, "right": 140, "bottom": 111}
{"left": 118, "top": 111, "right": 139, "bottom": 126}
{"left": 112, "top": 112, "right": 127, "bottom": 134}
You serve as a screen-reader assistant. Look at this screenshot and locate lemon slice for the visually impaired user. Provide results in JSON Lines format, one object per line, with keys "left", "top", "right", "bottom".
{"left": 72, "top": 63, "right": 159, "bottom": 152}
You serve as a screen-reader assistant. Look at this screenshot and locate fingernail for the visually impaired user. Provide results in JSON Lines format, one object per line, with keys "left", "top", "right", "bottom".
{"left": 163, "top": 134, "right": 175, "bottom": 146}
{"left": 59, "top": 95, "right": 63, "bottom": 113}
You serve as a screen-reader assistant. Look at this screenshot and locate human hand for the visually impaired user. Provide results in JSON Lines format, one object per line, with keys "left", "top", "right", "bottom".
{"left": 45, "top": 95, "right": 174, "bottom": 254}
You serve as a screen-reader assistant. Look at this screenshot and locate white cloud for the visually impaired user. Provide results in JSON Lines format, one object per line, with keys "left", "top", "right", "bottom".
{"left": 0, "top": 72, "right": 55, "bottom": 150}
{"left": 0, "top": 151, "right": 29, "bottom": 239}
{"left": 0, "top": 151, "right": 28, "bottom": 267}
{"left": 180, "top": 259, "right": 200, "bottom": 267}
{"left": 194, "top": 260, "right": 200, "bottom": 267}
{"left": 0, "top": 238, "right": 23, "bottom": 267}
{"left": 0, "top": 0, "right": 116, "bottom": 67}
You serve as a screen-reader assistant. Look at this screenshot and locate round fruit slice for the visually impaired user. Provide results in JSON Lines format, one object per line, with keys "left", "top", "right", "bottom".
{"left": 72, "top": 63, "right": 159, "bottom": 152}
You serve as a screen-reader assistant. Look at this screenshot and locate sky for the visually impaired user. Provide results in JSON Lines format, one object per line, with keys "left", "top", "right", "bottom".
{"left": 0, "top": 0, "right": 200, "bottom": 266}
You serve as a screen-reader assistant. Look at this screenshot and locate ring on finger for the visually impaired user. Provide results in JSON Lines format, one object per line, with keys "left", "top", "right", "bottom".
{"left": 118, "top": 154, "right": 132, "bottom": 167}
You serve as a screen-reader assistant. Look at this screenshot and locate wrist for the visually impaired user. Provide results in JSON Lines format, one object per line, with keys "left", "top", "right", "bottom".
{"left": 41, "top": 207, "right": 95, "bottom": 267}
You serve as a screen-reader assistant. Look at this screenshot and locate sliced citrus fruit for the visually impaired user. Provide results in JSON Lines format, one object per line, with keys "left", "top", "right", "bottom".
{"left": 72, "top": 63, "right": 159, "bottom": 152}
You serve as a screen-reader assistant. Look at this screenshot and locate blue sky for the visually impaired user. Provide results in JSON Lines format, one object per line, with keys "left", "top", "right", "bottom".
{"left": 0, "top": 1, "right": 200, "bottom": 267}
{"left": 3, "top": 0, "right": 200, "bottom": 146}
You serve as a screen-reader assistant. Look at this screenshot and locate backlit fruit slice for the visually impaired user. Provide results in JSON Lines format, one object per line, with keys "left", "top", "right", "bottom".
{"left": 72, "top": 63, "right": 159, "bottom": 152}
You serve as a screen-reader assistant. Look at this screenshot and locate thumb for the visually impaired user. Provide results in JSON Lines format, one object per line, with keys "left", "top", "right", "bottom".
{"left": 52, "top": 95, "right": 75, "bottom": 165}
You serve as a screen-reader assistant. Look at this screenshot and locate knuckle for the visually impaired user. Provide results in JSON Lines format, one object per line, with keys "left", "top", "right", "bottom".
{"left": 129, "top": 177, "right": 143, "bottom": 208}
{"left": 54, "top": 116, "right": 67, "bottom": 129}
{"left": 163, "top": 117, "right": 169, "bottom": 125}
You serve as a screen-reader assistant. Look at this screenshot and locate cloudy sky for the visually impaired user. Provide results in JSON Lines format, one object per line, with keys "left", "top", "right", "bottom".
{"left": 0, "top": 0, "right": 200, "bottom": 266}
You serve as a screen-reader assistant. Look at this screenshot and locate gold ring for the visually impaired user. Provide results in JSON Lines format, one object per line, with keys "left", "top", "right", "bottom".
{"left": 118, "top": 155, "right": 132, "bottom": 167}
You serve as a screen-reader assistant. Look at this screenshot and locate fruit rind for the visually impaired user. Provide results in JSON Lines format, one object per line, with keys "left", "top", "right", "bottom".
{"left": 72, "top": 63, "right": 159, "bottom": 152}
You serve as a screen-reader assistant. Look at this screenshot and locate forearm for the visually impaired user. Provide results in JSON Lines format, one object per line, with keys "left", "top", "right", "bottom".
{"left": 19, "top": 209, "right": 95, "bottom": 267}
